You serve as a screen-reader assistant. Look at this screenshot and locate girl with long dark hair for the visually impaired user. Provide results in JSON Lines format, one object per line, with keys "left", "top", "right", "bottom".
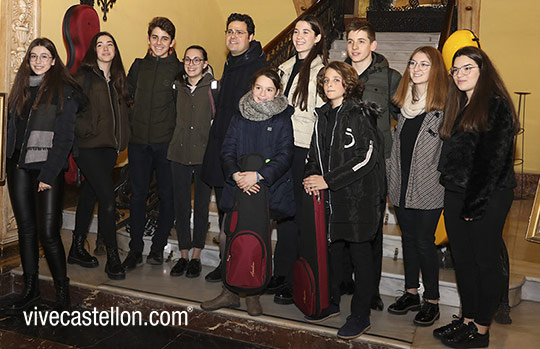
{"left": 5, "top": 37, "right": 83, "bottom": 311}
{"left": 435, "top": 46, "right": 519, "bottom": 348}
{"left": 386, "top": 46, "right": 448, "bottom": 326}
{"left": 269, "top": 15, "right": 327, "bottom": 304}
{"left": 69, "top": 32, "right": 130, "bottom": 280}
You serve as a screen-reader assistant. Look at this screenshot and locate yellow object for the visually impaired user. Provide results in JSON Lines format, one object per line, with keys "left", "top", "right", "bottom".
{"left": 442, "top": 30, "right": 481, "bottom": 71}
{"left": 434, "top": 210, "right": 449, "bottom": 246}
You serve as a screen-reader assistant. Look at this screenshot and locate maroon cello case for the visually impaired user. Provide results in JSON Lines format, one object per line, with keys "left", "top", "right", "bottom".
{"left": 62, "top": 3, "right": 100, "bottom": 185}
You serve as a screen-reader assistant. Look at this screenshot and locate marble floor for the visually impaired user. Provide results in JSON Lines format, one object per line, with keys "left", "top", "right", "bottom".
{"left": 1, "top": 226, "right": 539, "bottom": 349}
{"left": 2, "top": 187, "right": 540, "bottom": 348}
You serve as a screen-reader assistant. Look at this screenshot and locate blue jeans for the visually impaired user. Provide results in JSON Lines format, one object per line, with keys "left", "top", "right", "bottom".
{"left": 128, "top": 143, "right": 174, "bottom": 253}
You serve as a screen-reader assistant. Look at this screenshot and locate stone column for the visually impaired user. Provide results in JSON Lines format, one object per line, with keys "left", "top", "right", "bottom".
{"left": 0, "top": 0, "right": 41, "bottom": 246}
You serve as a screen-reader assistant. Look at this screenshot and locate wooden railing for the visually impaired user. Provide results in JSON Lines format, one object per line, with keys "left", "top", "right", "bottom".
{"left": 437, "top": 0, "right": 456, "bottom": 51}
{"left": 263, "top": 0, "right": 345, "bottom": 68}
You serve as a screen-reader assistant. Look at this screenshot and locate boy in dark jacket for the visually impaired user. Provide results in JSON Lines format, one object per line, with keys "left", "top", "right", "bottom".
{"left": 122, "top": 17, "right": 181, "bottom": 270}
{"left": 344, "top": 20, "right": 401, "bottom": 310}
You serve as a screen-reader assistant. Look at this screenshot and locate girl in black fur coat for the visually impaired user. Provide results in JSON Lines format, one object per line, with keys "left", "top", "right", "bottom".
{"left": 436, "top": 46, "right": 520, "bottom": 348}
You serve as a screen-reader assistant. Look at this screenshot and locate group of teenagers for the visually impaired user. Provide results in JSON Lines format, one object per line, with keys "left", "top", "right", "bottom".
{"left": 3, "top": 10, "right": 517, "bottom": 347}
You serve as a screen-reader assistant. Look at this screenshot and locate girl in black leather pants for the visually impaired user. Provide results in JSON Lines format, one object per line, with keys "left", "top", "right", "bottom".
{"left": 4, "top": 38, "right": 82, "bottom": 312}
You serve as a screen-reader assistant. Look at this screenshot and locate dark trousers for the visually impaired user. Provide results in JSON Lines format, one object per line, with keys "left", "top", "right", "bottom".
{"left": 273, "top": 146, "right": 307, "bottom": 285}
{"left": 394, "top": 206, "right": 442, "bottom": 300}
{"left": 444, "top": 189, "right": 513, "bottom": 326}
{"left": 171, "top": 162, "right": 211, "bottom": 250}
{"left": 74, "top": 148, "right": 118, "bottom": 249}
{"left": 342, "top": 206, "right": 383, "bottom": 299}
{"left": 330, "top": 240, "right": 373, "bottom": 317}
{"left": 128, "top": 143, "right": 174, "bottom": 253}
{"left": 7, "top": 157, "right": 67, "bottom": 279}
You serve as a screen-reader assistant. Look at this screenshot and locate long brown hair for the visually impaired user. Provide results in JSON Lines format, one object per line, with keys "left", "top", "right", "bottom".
{"left": 439, "top": 46, "right": 519, "bottom": 139}
{"left": 8, "top": 37, "right": 80, "bottom": 116}
{"left": 80, "top": 31, "right": 129, "bottom": 102}
{"left": 392, "top": 46, "right": 448, "bottom": 112}
{"left": 292, "top": 15, "right": 328, "bottom": 111}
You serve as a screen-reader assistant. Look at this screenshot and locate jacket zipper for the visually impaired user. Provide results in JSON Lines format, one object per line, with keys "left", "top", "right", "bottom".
{"left": 326, "top": 104, "right": 343, "bottom": 243}
{"left": 98, "top": 68, "right": 120, "bottom": 151}
{"left": 148, "top": 56, "right": 160, "bottom": 143}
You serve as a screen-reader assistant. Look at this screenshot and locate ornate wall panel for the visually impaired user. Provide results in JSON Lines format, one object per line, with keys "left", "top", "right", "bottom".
{"left": 0, "top": 0, "right": 41, "bottom": 244}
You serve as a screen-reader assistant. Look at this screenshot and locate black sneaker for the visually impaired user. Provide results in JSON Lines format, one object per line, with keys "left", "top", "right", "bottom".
{"left": 414, "top": 301, "right": 440, "bottom": 326}
{"left": 387, "top": 292, "right": 421, "bottom": 315}
{"left": 146, "top": 250, "right": 163, "bottom": 265}
{"left": 265, "top": 275, "right": 285, "bottom": 294}
{"left": 122, "top": 251, "right": 143, "bottom": 272}
{"left": 274, "top": 286, "right": 293, "bottom": 305}
{"left": 304, "top": 303, "right": 340, "bottom": 323}
{"left": 337, "top": 315, "right": 371, "bottom": 339}
{"left": 186, "top": 259, "right": 202, "bottom": 278}
{"left": 205, "top": 264, "right": 222, "bottom": 283}
{"left": 170, "top": 258, "right": 188, "bottom": 276}
{"left": 442, "top": 322, "right": 489, "bottom": 348}
{"left": 433, "top": 315, "right": 465, "bottom": 340}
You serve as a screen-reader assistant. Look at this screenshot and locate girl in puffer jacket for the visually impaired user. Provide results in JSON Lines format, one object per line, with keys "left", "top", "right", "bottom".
{"left": 303, "top": 61, "right": 385, "bottom": 340}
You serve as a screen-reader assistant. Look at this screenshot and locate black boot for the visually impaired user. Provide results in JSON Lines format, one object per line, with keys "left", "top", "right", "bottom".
{"left": 105, "top": 248, "right": 126, "bottom": 280}
{"left": 68, "top": 234, "right": 99, "bottom": 268}
{"left": 53, "top": 278, "right": 71, "bottom": 312}
{"left": 5, "top": 273, "right": 40, "bottom": 312}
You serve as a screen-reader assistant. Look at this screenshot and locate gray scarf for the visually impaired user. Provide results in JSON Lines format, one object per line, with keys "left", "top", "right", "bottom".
{"left": 29, "top": 74, "right": 44, "bottom": 87}
{"left": 239, "top": 91, "right": 288, "bottom": 121}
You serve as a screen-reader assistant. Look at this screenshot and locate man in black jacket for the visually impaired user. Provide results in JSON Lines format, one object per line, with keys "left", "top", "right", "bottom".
{"left": 122, "top": 17, "right": 181, "bottom": 271}
{"left": 344, "top": 21, "right": 402, "bottom": 311}
{"left": 201, "top": 13, "right": 267, "bottom": 282}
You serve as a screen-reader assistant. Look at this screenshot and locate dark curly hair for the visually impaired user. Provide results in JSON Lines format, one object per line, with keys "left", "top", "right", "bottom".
{"left": 316, "top": 61, "right": 364, "bottom": 103}
{"left": 147, "top": 17, "right": 176, "bottom": 40}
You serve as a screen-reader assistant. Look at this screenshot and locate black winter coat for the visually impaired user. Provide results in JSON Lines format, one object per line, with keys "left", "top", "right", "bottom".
{"left": 305, "top": 99, "right": 386, "bottom": 243}
{"left": 438, "top": 95, "right": 517, "bottom": 220}
{"left": 75, "top": 66, "right": 130, "bottom": 151}
{"left": 7, "top": 85, "right": 79, "bottom": 185}
{"left": 220, "top": 106, "right": 295, "bottom": 217}
{"left": 201, "top": 41, "right": 268, "bottom": 187}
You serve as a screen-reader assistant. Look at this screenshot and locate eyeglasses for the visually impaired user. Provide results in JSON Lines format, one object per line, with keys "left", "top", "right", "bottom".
{"left": 183, "top": 57, "right": 204, "bottom": 65}
{"left": 30, "top": 54, "right": 53, "bottom": 62}
{"left": 449, "top": 65, "right": 479, "bottom": 76}
{"left": 225, "top": 29, "right": 248, "bottom": 36}
{"left": 408, "top": 60, "right": 431, "bottom": 71}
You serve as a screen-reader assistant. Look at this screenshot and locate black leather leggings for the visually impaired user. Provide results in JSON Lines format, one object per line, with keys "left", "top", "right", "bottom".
{"left": 7, "top": 157, "right": 67, "bottom": 279}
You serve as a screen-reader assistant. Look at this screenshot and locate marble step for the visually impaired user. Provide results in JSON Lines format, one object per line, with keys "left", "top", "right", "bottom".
{"left": 61, "top": 205, "right": 534, "bottom": 308}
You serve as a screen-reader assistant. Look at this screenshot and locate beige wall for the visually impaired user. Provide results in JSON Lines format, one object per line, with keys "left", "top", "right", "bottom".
{"left": 40, "top": 0, "right": 296, "bottom": 79}
{"left": 479, "top": 0, "right": 540, "bottom": 174}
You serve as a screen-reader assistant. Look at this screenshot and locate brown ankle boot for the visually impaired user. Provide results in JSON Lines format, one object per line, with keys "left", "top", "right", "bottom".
{"left": 201, "top": 286, "right": 240, "bottom": 311}
{"left": 246, "top": 295, "right": 262, "bottom": 316}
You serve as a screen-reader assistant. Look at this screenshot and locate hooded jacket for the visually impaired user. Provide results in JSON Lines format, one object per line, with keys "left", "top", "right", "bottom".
{"left": 127, "top": 50, "right": 181, "bottom": 144}
{"left": 167, "top": 73, "right": 217, "bottom": 165}
{"left": 346, "top": 52, "right": 401, "bottom": 158}
{"left": 278, "top": 54, "right": 325, "bottom": 148}
{"left": 201, "top": 40, "right": 268, "bottom": 187}
{"left": 75, "top": 66, "right": 130, "bottom": 151}
{"left": 7, "top": 85, "right": 79, "bottom": 185}
{"left": 305, "top": 99, "right": 386, "bottom": 243}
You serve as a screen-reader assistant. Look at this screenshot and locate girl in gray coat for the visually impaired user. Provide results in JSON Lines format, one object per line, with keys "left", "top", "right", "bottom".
{"left": 386, "top": 46, "right": 448, "bottom": 326}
